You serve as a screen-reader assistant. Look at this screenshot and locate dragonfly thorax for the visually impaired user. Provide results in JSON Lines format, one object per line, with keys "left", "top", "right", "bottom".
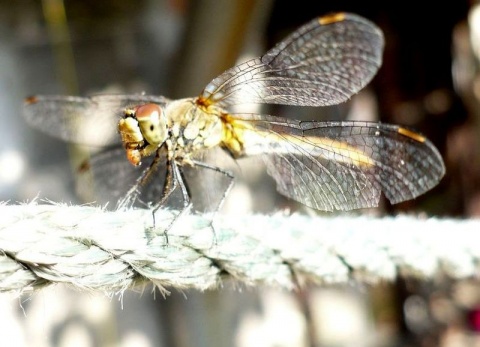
{"left": 163, "top": 98, "right": 224, "bottom": 161}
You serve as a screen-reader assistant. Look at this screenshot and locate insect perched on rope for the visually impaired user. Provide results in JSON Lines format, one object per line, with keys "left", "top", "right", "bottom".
{"left": 24, "top": 12, "right": 445, "bottom": 223}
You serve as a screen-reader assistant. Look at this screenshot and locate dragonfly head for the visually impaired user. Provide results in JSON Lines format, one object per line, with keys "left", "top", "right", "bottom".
{"left": 118, "top": 103, "right": 168, "bottom": 166}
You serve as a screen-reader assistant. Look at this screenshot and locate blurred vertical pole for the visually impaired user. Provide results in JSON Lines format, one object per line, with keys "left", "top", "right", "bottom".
{"left": 41, "top": 0, "right": 78, "bottom": 94}
{"left": 170, "top": 0, "right": 257, "bottom": 98}
{"left": 41, "top": 0, "right": 90, "bottom": 200}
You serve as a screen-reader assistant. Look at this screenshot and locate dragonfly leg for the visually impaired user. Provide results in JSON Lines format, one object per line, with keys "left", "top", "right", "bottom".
{"left": 152, "top": 159, "right": 192, "bottom": 244}
{"left": 190, "top": 160, "right": 235, "bottom": 246}
{"left": 116, "top": 148, "right": 164, "bottom": 210}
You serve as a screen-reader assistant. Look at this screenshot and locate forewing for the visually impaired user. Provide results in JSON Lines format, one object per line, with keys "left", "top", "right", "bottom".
{"left": 201, "top": 13, "right": 383, "bottom": 107}
{"left": 23, "top": 94, "right": 170, "bottom": 146}
{"left": 235, "top": 114, "right": 445, "bottom": 211}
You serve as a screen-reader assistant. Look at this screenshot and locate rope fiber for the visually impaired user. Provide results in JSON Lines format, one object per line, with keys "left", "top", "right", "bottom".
{"left": 1, "top": 202, "right": 479, "bottom": 296}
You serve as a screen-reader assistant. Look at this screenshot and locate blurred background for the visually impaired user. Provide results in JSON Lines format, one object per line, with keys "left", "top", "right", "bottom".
{"left": 1, "top": 0, "right": 480, "bottom": 346}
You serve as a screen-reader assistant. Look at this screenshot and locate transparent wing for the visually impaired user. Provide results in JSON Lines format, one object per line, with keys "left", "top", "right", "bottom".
{"left": 233, "top": 114, "right": 445, "bottom": 211}
{"left": 201, "top": 12, "right": 383, "bottom": 107}
{"left": 77, "top": 146, "right": 234, "bottom": 213}
{"left": 23, "top": 94, "right": 170, "bottom": 146}
{"left": 76, "top": 146, "right": 173, "bottom": 210}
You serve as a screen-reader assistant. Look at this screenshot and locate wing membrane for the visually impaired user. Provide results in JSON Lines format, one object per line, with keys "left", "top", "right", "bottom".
{"left": 201, "top": 13, "right": 383, "bottom": 107}
{"left": 23, "top": 94, "right": 170, "bottom": 146}
{"left": 233, "top": 114, "right": 445, "bottom": 211}
{"left": 76, "top": 146, "right": 170, "bottom": 208}
{"left": 77, "top": 146, "right": 235, "bottom": 213}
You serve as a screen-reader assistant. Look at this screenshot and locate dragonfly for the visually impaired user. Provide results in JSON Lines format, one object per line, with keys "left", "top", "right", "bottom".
{"left": 24, "top": 12, "right": 445, "bottom": 218}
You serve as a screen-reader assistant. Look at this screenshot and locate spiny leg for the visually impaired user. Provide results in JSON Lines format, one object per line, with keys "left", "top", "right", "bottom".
{"left": 152, "top": 159, "right": 192, "bottom": 243}
{"left": 117, "top": 148, "right": 164, "bottom": 210}
{"left": 191, "top": 159, "right": 235, "bottom": 246}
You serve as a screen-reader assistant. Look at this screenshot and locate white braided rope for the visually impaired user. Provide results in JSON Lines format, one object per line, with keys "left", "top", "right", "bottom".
{"left": 0, "top": 202, "right": 479, "bottom": 296}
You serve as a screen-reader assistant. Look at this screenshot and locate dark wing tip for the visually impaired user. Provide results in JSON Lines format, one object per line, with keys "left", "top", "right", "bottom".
{"left": 24, "top": 95, "right": 39, "bottom": 105}
{"left": 318, "top": 12, "right": 346, "bottom": 25}
{"left": 78, "top": 159, "right": 91, "bottom": 173}
{"left": 397, "top": 127, "right": 427, "bottom": 143}
{"left": 397, "top": 125, "right": 446, "bottom": 179}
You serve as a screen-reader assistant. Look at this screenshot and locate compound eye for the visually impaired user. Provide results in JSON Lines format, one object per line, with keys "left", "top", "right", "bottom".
{"left": 135, "top": 103, "right": 163, "bottom": 121}
{"left": 135, "top": 103, "right": 167, "bottom": 146}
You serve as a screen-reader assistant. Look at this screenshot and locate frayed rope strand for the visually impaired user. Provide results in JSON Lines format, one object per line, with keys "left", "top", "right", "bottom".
{"left": 0, "top": 202, "right": 479, "bottom": 295}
